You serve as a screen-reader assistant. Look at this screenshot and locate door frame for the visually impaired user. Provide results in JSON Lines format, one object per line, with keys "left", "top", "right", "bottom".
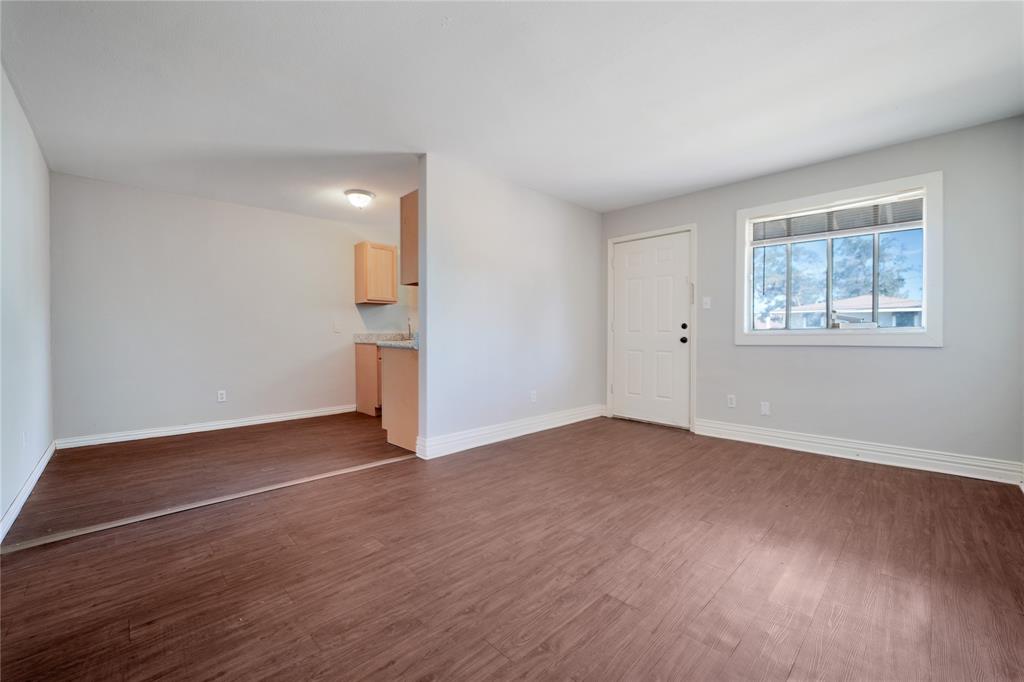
{"left": 606, "top": 224, "right": 698, "bottom": 429}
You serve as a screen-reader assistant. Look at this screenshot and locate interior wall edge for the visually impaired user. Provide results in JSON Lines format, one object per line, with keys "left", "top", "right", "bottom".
{"left": 1, "top": 67, "right": 55, "bottom": 521}
{"left": 0, "top": 440, "right": 56, "bottom": 543}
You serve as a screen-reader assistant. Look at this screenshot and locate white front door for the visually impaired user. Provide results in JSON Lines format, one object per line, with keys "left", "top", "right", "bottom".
{"left": 612, "top": 231, "right": 692, "bottom": 427}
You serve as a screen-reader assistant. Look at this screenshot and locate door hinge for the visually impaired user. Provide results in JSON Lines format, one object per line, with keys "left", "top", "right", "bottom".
{"left": 690, "top": 281, "right": 695, "bottom": 304}
{"left": 610, "top": 384, "right": 614, "bottom": 394}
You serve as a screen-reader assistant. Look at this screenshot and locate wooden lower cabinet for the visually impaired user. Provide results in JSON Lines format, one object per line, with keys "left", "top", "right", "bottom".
{"left": 380, "top": 348, "right": 418, "bottom": 452}
{"left": 355, "top": 343, "right": 381, "bottom": 416}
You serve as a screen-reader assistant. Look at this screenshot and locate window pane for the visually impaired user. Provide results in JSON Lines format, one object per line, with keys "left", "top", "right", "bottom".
{"left": 752, "top": 245, "right": 787, "bottom": 330}
{"left": 831, "top": 234, "right": 874, "bottom": 324}
{"left": 789, "top": 240, "right": 827, "bottom": 329}
{"left": 878, "top": 228, "right": 923, "bottom": 328}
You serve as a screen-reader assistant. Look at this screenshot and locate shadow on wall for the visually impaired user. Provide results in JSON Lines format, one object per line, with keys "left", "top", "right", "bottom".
{"left": 357, "top": 285, "right": 417, "bottom": 333}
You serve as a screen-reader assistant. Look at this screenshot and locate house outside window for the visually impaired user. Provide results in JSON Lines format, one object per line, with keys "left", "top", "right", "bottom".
{"left": 735, "top": 172, "right": 943, "bottom": 347}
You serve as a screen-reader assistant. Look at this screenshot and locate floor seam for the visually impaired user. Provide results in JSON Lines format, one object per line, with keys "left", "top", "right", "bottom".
{"left": 0, "top": 454, "right": 415, "bottom": 555}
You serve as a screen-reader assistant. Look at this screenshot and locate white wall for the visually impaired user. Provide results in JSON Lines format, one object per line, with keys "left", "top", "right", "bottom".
{"left": 422, "top": 155, "right": 605, "bottom": 440}
{"left": 51, "top": 174, "right": 414, "bottom": 439}
{"left": 1, "top": 70, "right": 54, "bottom": 519}
{"left": 604, "top": 117, "right": 1024, "bottom": 465}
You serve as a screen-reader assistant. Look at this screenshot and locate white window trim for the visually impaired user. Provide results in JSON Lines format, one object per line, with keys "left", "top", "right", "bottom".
{"left": 734, "top": 171, "right": 943, "bottom": 347}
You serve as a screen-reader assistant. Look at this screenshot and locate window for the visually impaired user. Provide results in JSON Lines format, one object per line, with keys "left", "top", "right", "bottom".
{"left": 735, "top": 172, "right": 942, "bottom": 347}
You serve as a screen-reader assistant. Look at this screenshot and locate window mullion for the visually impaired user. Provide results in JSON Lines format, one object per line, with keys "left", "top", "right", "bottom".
{"left": 785, "top": 244, "right": 793, "bottom": 330}
{"left": 872, "top": 232, "right": 880, "bottom": 324}
{"left": 751, "top": 249, "right": 756, "bottom": 333}
{"left": 826, "top": 237, "right": 833, "bottom": 328}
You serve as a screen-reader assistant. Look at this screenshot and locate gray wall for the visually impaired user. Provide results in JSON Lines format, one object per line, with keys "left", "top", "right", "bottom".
{"left": 422, "top": 154, "right": 605, "bottom": 438}
{"left": 604, "top": 117, "right": 1024, "bottom": 464}
{"left": 1, "top": 70, "right": 53, "bottom": 517}
{"left": 51, "top": 174, "right": 414, "bottom": 439}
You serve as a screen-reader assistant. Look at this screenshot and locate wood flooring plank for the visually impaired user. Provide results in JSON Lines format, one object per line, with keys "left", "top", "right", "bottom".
{"left": 2, "top": 417, "right": 1023, "bottom": 680}
{"left": 491, "top": 594, "right": 636, "bottom": 679}
{"left": 717, "top": 601, "right": 810, "bottom": 682}
{"left": 622, "top": 630, "right": 730, "bottom": 681}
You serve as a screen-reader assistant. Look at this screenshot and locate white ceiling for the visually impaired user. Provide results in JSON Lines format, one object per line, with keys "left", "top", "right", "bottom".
{"left": 3, "top": 2, "right": 1022, "bottom": 220}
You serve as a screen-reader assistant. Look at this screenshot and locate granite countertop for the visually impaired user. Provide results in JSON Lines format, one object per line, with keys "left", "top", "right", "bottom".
{"left": 377, "top": 337, "right": 418, "bottom": 350}
{"left": 353, "top": 332, "right": 419, "bottom": 351}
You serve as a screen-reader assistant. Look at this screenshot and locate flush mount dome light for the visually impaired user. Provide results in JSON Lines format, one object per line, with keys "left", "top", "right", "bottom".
{"left": 345, "top": 189, "right": 375, "bottom": 209}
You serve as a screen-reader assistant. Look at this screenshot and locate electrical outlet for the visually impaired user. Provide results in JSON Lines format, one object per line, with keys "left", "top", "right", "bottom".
{"left": 702, "top": 296, "right": 712, "bottom": 309}
{"left": 529, "top": 390, "right": 537, "bottom": 403}
{"left": 727, "top": 394, "right": 736, "bottom": 408}
{"left": 217, "top": 390, "right": 227, "bottom": 403}
{"left": 760, "top": 401, "right": 771, "bottom": 416}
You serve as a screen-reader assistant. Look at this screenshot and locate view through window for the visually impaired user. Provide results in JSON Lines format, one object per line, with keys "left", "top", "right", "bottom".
{"left": 750, "top": 195, "right": 924, "bottom": 332}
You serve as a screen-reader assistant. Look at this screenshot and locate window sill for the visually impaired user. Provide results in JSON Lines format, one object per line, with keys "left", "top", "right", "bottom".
{"left": 735, "top": 327, "right": 942, "bottom": 347}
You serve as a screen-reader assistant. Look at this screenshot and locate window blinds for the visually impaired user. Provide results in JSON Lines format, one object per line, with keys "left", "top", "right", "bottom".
{"left": 752, "top": 196, "right": 923, "bottom": 242}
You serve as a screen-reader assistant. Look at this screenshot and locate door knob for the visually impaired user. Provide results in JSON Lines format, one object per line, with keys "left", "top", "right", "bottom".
{"left": 680, "top": 336, "right": 688, "bottom": 343}
{"left": 681, "top": 323, "right": 688, "bottom": 330}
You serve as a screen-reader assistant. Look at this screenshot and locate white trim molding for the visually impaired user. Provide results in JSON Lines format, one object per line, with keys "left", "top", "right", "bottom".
{"left": 55, "top": 404, "right": 357, "bottom": 449}
{"left": 1, "top": 440, "right": 57, "bottom": 542}
{"left": 735, "top": 171, "right": 943, "bottom": 347}
{"left": 417, "top": 404, "right": 605, "bottom": 460}
{"left": 694, "top": 418, "right": 1021, "bottom": 484}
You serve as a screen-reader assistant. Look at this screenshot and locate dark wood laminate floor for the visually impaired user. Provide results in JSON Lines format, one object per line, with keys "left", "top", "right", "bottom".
{"left": 4, "top": 412, "right": 408, "bottom": 546}
{"left": 2, "top": 417, "right": 1023, "bottom": 680}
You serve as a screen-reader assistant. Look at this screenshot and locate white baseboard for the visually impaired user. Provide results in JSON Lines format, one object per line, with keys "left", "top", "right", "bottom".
{"left": 417, "top": 404, "right": 606, "bottom": 460}
{"left": 55, "top": 404, "right": 357, "bottom": 449}
{"left": 693, "top": 418, "right": 1022, "bottom": 485}
{"left": 1, "top": 440, "right": 56, "bottom": 542}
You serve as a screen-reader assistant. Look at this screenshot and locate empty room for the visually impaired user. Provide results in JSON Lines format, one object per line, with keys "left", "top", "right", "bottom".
{"left": 2, "top": 1, "right": 1023, "bottom": 680}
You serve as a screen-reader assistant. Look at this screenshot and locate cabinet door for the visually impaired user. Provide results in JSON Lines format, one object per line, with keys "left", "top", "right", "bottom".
{"left": 380, "top": 348, "right": 418, "bottom": 452}
{"left": 366, "top": 243, "right": 397, "bottom": 302}
{"left": 355, "top": 242, "right": 398, "bottom": 304}
{"left": 400, "top": 190, "right": 419, "bottom": 286}
{"left": 355, "top": 343, "right": 380, "bottom": 415}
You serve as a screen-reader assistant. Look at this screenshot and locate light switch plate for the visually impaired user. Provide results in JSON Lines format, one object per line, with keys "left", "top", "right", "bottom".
{"left": 702, "top": 297, "right": 712, "bottom": 309}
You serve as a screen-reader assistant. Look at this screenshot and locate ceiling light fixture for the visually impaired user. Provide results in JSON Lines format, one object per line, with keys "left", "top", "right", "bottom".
{"left": 344, "top": 189, "right": 375, "bottom": 209}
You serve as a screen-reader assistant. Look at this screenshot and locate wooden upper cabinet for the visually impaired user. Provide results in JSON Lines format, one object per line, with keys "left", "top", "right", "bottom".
{"left": 354, "top": 241, "right": 398, "bottom": 304}
{"left": 400, "top": 190, "right": 419, "bottom": 286}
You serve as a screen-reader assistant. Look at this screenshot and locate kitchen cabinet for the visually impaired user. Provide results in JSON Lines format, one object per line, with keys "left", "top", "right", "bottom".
{"left": 381, "top": 347, "right": 418, "bottom": 451}
{"left": 354, "top": 241, "right": 398, "bottom": 304}
{"left": 355, "top": 343, "right": 382, "bottom": 416}
{"left": 400, "top": 190, "right": 418, "bottom": 286}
